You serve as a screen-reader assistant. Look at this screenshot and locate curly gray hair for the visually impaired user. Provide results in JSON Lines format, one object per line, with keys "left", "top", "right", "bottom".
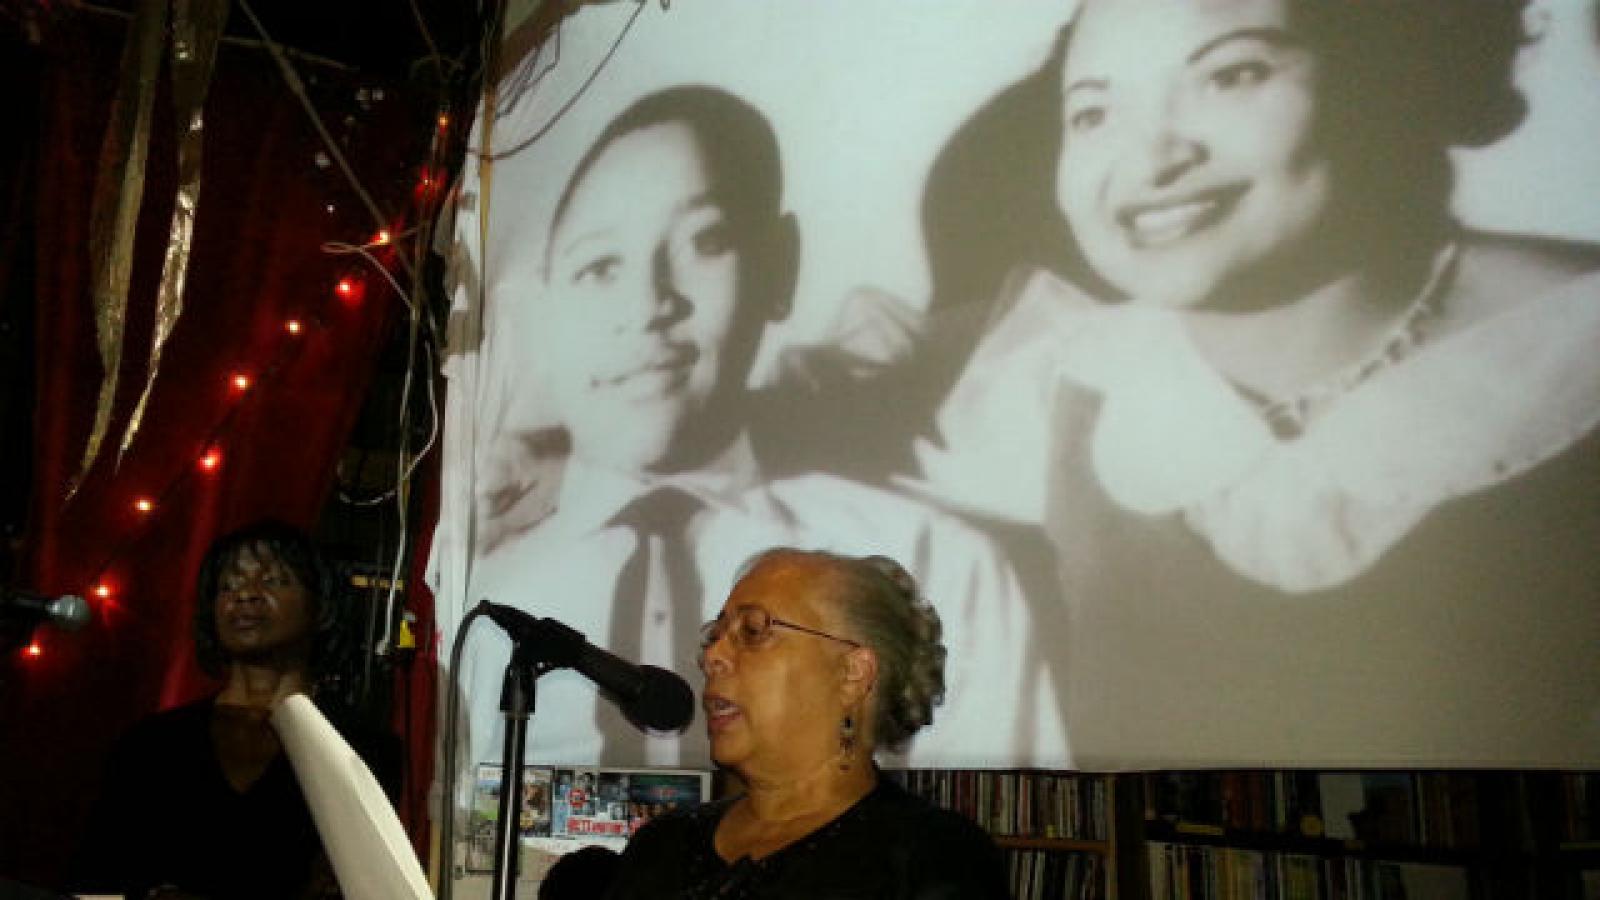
{"left": 741, "top": 548, "right": 947, "bottom": 751}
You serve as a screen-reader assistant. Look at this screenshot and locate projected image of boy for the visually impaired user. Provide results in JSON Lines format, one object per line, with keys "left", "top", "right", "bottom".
{"left": 468, "top": 86, "right": 1068, "bottom": 771}
{"left": 536, "top": 91, "right": 789, "bottom": 481}
{"left": 916, "top": 0, "right": 1600, "bottom": 765}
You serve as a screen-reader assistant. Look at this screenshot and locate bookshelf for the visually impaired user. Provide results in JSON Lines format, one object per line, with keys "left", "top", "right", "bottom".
{"left": 888, "top": 769, "right": 1131, "bottom": 899}
{"left": 1134, "top": 770, "right": 1600, "bottom": 900}
{"left": 1528, "top": 771, "right": 1600, "bottom": 900}
{"left": 892, "top": 770, "right": 1599, "bottom": 900}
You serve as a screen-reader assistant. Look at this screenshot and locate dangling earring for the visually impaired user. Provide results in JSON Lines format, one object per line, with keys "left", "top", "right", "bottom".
{"left": 838, "top": 714, "right": 856, "bottom": 770}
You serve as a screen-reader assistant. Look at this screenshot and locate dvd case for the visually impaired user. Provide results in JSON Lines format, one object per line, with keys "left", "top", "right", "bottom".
{"left": 465, "top": 764, "right": 712, "bottom": 872}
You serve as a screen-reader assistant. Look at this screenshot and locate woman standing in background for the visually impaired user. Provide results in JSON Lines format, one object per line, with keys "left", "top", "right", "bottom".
{"left": 75, "top": 521, "right": 399, "bottom": 899}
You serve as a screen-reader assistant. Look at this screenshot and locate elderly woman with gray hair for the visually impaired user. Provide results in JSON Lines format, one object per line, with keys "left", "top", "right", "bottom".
{"left": 604, "top": 548, "right": 1008, "bottom": 899}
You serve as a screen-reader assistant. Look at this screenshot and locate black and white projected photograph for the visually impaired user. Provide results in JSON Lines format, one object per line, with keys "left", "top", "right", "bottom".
{"left": 429, "top": 0, "right": 1600, "bottom": 775}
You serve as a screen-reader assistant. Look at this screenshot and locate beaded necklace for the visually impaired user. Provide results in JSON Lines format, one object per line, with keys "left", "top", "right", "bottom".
{"left": 1248, "top": 241, "right": 1462, "bottom": 440}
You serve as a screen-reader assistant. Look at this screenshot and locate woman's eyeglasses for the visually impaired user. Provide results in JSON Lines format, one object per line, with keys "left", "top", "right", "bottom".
{"left": 699, "top": 605, "right": 861, "bottom": 654}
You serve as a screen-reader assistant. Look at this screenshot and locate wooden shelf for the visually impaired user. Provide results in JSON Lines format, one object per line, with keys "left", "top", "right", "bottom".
{"left": 1551, "top": 844, "right": 1600, "bottom": 866}
{"left": 903, "top": 770, "right": 1598, "bottom": 899}
{"left": 1142, "top": 818, "right": 1496, "bottom": 866}
{"left": 995, "top": 835, "right": 1113, "bottom": 854}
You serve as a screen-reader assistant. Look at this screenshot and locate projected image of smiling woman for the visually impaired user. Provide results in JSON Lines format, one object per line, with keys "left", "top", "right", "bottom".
{"left": 1056, "top": 0, "right": 1332, "bottom": 312}
{"left": 924, "top": 0, "right": 1600, "bottom": 593}
{"left": 911, "top": 0, "right": 1600, "bottom": 768}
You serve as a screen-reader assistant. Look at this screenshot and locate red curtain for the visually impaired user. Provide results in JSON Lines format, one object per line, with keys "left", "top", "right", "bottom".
{"left": 1, "top": 13, "right": 426, "bottom": 889}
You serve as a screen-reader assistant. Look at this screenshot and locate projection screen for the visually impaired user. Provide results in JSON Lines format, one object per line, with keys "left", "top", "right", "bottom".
{"left": 430, "top": 0, "right": 1600, "bottom": 776}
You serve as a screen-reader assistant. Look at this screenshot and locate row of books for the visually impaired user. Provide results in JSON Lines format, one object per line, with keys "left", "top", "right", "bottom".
{"left": 1144, "top": 772, "right": 1484, "bottom": 849}
{"left": 1145, "top": 772, "right": 1322, "bottom": 839}
{"left": 1562, "top": 773, "right": 1599, "bottom": 844}
{"left": 1147, "top": 841, "right": 1469, "bottom": 900}
{"left": 888, "top": 769, "right": 1110, "bottom": 840}
{"left": 1003, "top": 847, "right": 1103, "bottom": 900}
{"left": 464, "top": 765, "right": 711, "bottom": 872}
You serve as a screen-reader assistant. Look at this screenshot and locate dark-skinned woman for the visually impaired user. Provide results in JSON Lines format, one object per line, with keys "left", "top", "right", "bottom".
{"left": 75, "top": 520, "right": 399, "bottom": 900}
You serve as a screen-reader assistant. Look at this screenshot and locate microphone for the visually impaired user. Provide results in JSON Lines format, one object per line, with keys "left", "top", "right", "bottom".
{"left": 479, "top": 602, "right": 695, "bottom": 732}
{"left": 1, "top": 590, "right": 91, "bottom": 632}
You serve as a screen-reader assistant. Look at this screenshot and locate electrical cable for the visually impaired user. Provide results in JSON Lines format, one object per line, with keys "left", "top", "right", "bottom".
{"left": 494, "top": 14, "right": 562, "bottom": 120}
{"left": 70, "top": 0, "right": 359, "bottom": 73}
{"left": 321, "top": 235, "right": 423, "bottom": 318}
{"left": 436, "top": 604, "right": 489, "bottom": 900}
{"left": 472, "top": 0, "right": 646, "bottom": 162}
{"left": 408, "top": 0, "right": 449, "bottom": 83}
{"left": 236, "top": 0, "right": 414, "bottom": 279}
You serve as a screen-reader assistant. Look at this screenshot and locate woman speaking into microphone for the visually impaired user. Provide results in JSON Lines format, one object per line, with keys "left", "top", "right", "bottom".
{"left": 604, "top": 547, "right": 1007, "bottom": 899}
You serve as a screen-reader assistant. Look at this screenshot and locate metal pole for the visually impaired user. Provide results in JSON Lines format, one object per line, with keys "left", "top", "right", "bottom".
{"left": 490, "top": 650, "right": 536, "bottom": 900}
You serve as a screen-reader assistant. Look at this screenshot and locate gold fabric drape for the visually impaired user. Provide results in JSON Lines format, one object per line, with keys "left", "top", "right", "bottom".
{"left": 119, "top": 0, "right": 230, "bottom": 462}
{"left": 74, "top": 0, "right": 168, "bottom": 496}
{"left": 73, "top": 0, "right": 230, "bottom": 493}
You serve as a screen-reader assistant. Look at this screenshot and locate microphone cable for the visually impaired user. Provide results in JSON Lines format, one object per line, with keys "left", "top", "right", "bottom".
{"left": 436, "top": 601, "right": 489, "bottom": 900}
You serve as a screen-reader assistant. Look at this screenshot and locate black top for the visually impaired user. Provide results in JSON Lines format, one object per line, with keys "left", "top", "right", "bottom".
{"left": 604, "top": 776, "right": 1009, "bottom": 900}
{"left": 73, "top": 696, "right": 401, "bottom": 900}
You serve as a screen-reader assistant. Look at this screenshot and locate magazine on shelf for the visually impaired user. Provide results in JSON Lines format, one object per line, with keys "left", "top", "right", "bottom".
{"left": 561, "top": 767, "right": 623, "bottom": 838}
{"left": 465, "top": 763, "right": 505, "bottom": 873}
{"left": 467, "top": 764, "right": 712, "bottom": 867}
{"left": 521, "top": 766, "right": 554, "bottom": 838}
{"left": 626, "top": 770, "right": 716, "bottom": 836}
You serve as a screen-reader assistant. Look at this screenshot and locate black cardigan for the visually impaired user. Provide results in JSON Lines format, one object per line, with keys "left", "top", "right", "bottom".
{"left": 73, "top": 696, "right": 399, "bottom": 900}
{"left": 604, "top": 775, "right": 1008, "bottom": 900}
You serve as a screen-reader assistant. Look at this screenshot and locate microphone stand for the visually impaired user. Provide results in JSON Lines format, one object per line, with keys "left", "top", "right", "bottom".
{"left": 490, "top": 622, "right": 579, "bottom": 900}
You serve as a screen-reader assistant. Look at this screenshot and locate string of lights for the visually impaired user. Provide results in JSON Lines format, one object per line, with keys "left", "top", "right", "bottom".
{"left": 17, "top": 219, "right": 426, "bottom": 663}
{"left": 16, "top": 0, "right": 485, "bottom": 663}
